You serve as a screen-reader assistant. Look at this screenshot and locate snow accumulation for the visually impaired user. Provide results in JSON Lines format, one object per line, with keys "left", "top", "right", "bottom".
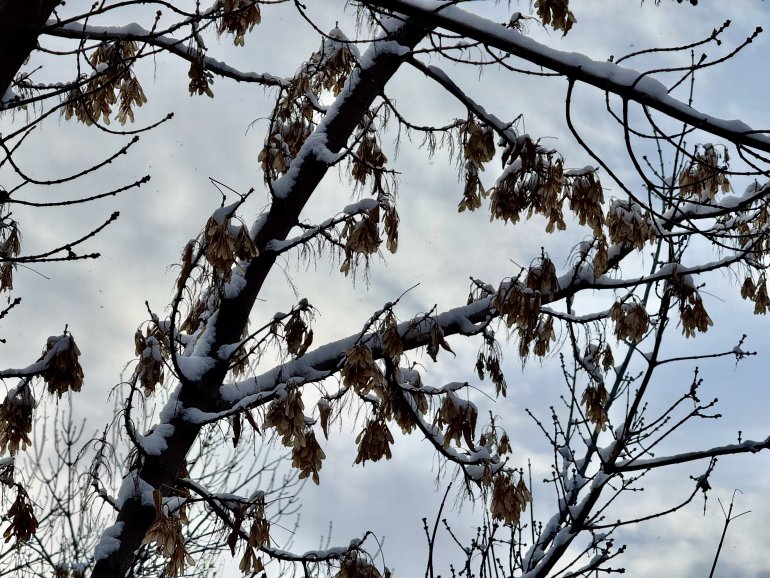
{"left": 137, "top": 423, "right": 175, "bottom": 455}
{"left": 93, "top": 522, "right": 124, "bottom": 561}
{"left": 116, "top": 471, "right": 155, "bottom": 509}
{"left": 176, "top": 354, "right": 215, "bottom": 381}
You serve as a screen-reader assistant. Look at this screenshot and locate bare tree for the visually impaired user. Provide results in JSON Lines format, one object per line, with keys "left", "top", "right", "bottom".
{"left": 2, "top": 1, "right": 770, "bottom": 576}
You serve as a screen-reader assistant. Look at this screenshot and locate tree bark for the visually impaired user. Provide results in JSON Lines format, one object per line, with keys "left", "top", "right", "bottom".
{"left": 0, "top": 0, "right": 61, "bottom": 99}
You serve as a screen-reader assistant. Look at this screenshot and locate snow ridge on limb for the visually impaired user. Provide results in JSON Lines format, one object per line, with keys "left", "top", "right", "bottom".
{"left": 90, "top": 18, "right": 429, "bottom": 578}
{"left": 366, "top": 0, "right": 770, "bottom": 153}
{"left": 46, "top": 22, "right": 290, "bottom": 89}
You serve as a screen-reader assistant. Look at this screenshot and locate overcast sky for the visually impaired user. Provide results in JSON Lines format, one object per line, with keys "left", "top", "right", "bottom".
{"left": 3, "top": 1, "right": 770, "bottom": 576}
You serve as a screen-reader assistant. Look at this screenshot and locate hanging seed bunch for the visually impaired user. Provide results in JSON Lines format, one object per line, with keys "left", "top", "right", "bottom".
{"left": 741, "top": 273, "right": 770, "bottom": 315}
{"left": 582, "top": 343, "right": 614, "bottom": 381}
{"left": 609, "top": 300, "right": 649, "bottom": 343}
{"left": 143, "top": 491, "right": 194, "bottom": 578}
{"left": 342, "top": 344, "right": 385, "bottom": 396}
{"left": 458, "top": 115, "right": 495, "bottom": 213}
{"left": 354, "top": 417, "right": 394, "bottom": 465}
{"left": 231, "top": 493, "right": 270, "bottom": 574}
{"left": 41, "top": 334, "right": 84, "bottom": 397}
{"left": 134, "top": 328, "right": 166, "bottom": 394}
{"left": 0, "top": 220, "right": 19, "bottom": 293}
{"left": 335, "top": 553, "right": 385, "bottom": 578}
{"left": 0, "top": 386, "right": 34, "bottom": 455}
{"left": 668, "top": 274, "right": 713, "bottom": 338}
{"left": 490, "top": 472, "right": 532, "bottom": 525}
{"left": 188, "top": 51, "right": 214, "bottom": 97}
{"left": 581, "top": 382, "right": 610, "bottom": 431}
{"left": 593, "top": 237, "right": 609, "bottom": 277}
{"left": 203, "top": 209, "right": 258, "bottom": 282}
{"left": 339, "top": 206, "right": 382, "bottom": 275}
{"left": 292, "top": 429, "right": 326, "bottom": 484}
{"left": 435, "top": 391, "right": 478, "bottom": 449}
{"left": 260, "top": 29, "right": 354, "bottom": 179}
{"left": 281, "top": 302, "right": 315, "bottom": 358}
{"left": 312, "top": 27, "right": 358, "bottom": 96}
{"left": 214, "top": 0, "right": 261, "bottom": 46}
{"left": 263, "top": 386, "right": 306, "bottom": 448}
{"left": 678, "top": 144, "right": 730, "bottom": 200}
{"left": 3, "top": 487, "right": 38, "bottom": 544}
{"left": 63, "top": 41, "right": 146, "bottom": 125}
{"left": 566, "top": 167, "right": 605, "bottom": 237}
{"left": 606, "top": 199, "right": 656, "bottom": 250}
{"left": 490, "top": 138, "right": 566, "bottom": 233}
{"left": 476, "top": 332, "right": 507, "bottom": 397}
{"left": 535, "top": 0, "right": 576, "bottom": 34}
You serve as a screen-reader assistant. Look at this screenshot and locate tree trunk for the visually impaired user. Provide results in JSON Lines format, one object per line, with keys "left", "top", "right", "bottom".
{"left": 0, "top": 0, "right": 61, "bottom": 99}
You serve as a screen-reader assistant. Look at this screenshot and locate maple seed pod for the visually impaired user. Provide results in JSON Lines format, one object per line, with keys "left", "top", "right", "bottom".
{"left": 3, "top": 488, "right": 38, "bottom": 544}
{"left": 354, "top": 418, "right": 394, "bottom": 465}
{"left": 0, "top": 387, "right": 34, "bottom": 456}
{"left": 581, "top": 384, "right": 610, "bottom": 431}
{"left": 263, "top": 387, "right": 306, "bottom": 447}
{"left": 42, "top": 335, "right": 84, "bottom": 397}
{"left": 143, "top": 490, "right": 195, "bottom": 577}
{"left": 491, "top": 472, "right": 532, "bottom": 525}
{"left": 292, "top": 430, "right": 326, "bottom": 484}
{"left": 214, "top": 0, "right": 262, "bottom": 46}
{"left": 342, "top": 344, "right": 385, "bottom": 395}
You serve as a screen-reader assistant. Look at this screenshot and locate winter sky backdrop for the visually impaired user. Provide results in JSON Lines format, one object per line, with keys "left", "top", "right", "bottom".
{"left": 3, "top": 1, "right": 770, "bottom": 576}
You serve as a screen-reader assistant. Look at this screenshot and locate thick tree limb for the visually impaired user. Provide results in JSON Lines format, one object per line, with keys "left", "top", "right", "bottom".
{"left": 0, "top": 0, "right": 62, "bottom": 97}
{"left": 365, "top": 0, "right": 770, "bottom": 153}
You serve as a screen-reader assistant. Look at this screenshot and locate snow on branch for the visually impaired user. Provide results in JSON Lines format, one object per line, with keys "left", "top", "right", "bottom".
{"left": 45, "top": 21, "right": 289, "bottom": 88}
{"left": 367, "top": 0, "right": 770, "bottom": 153}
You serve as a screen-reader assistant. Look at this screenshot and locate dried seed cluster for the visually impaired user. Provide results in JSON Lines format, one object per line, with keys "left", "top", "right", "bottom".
{"left": 490, "top": 473, "right": 532, "bottom": 525}
{"left": 0, "top": 222, "right": 20, "bottom": 292}
{"left": 42, "top": 335, "right": 84, "bottom": 397}
{"left": 678, "top": 144, "right": 730, "bottom": 200}
{"left": 134, "top": 329, "right": 166, "bottom": 394}
{"left": 292, "top": 430, "right": 326, "bottom": 484}
{"left": 214, "top": 0, "right": 262, "bottom": 46}
{"left": 3, "top": 487, "right": 38, "bottom": 544}
{"left": 606, "top": 199, "right": 656, "bottom": 250}
{"left": 203, "top": 211, "right": 258, "bottom": 281}
{"left": 354, "top": 418, "right": 394, "bottom": 465}
{"left": 581, "top": 384, "right": 609, "bottom": 431}
{"left": 435, "top": 392, "right": 478, "bottom": 449}
{"left": 740, "top": 274, "right": 770, "bottom": 315}
{"left": 609, "top": 301, "right": 649, "bottom": 343}
{"left": 63, "top": 41, "right": 146, "bottom": 126}
{"left": 342, "top": 344, "right": 385, "bottom": 396}
{"left": 0, "top": 386, "right": 33, "bottom": 455}
{"left": 263, "top": 387, "right": 306, "bottom": 447}
{"left": 143, "top": 491, "right": 194, "bottom": 578}
{"left": 335, "top": 554, "right": 386, "bottom": 578}
{"left": 535, "top": 0, "right": 576, "bottom": 34}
